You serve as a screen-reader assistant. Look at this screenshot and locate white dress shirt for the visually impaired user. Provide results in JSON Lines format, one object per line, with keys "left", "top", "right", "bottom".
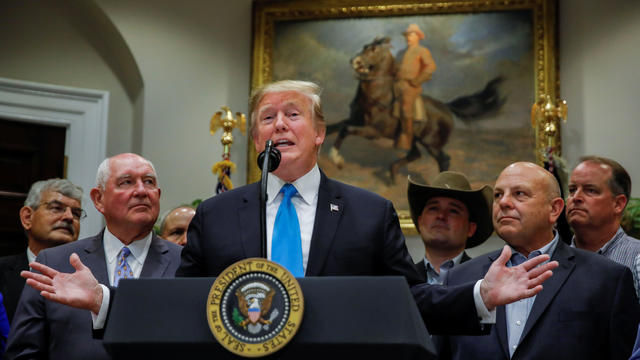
{"left": 103, "top": 228, "right": 153, "bottom": 285}
{"left": 266, "top": 164, "right": 320, "bottom": 274}
{"left": 26, "top": 247, "right": 36, "bottom": 270}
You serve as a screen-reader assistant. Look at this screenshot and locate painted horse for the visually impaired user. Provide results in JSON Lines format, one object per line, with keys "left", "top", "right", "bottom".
{"left": 327, "top": 36, "right": 505, "bottom": 182}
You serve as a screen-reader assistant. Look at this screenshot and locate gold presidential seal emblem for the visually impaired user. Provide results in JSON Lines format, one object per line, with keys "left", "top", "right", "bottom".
{"left": 206, "top": 258, "right": 304, "bottom": 357}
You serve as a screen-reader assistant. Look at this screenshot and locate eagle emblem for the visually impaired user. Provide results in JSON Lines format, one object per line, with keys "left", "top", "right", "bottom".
{"left": 206, "top": 258, "right": 304, "bottom": 357}
{"left": 235, "top": 282, "right": 278, "bottom": 334}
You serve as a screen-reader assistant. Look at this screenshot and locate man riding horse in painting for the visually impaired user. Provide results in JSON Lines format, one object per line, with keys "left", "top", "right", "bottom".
{"left": 327, "top": 29, "right": 504, "bottom": 183}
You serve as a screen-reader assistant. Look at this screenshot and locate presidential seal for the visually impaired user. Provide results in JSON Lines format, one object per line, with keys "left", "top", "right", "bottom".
{"left": 206, "top": 258, "right": 304, "bottom": 357}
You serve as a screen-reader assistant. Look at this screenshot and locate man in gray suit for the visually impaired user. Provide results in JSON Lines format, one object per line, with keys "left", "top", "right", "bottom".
{"left": 5, "top": 153, "right": 182, "bottom": 360}
{"left": 0, "top": 178, "right": 83, "bottom": 325}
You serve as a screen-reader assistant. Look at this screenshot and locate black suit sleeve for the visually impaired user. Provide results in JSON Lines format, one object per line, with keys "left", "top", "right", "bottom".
{"left": 411, "top": 281, "right": 489, "bottom": 336}
{"left": 380, "top": 200, "right": 425, "bottom": 285}
{"left": 175, "top": 201, "right": 206, "bottom": 277}
{"left": 4, "top": 253, "right": 50, "bottom": 359}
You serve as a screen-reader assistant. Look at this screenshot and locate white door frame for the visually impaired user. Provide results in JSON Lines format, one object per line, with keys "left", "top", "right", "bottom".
{"left": 0, "top": 77, "right": 108, "bottom": 239}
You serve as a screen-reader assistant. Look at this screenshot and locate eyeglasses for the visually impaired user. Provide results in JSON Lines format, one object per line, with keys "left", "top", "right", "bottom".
{"left": 42, "top": 200, "right": 87, "bottom": 221}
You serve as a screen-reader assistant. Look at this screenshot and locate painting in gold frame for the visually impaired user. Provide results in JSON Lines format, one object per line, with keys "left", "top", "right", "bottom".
{"left": 249, "top": 0, "right": 559, "bottom": 234}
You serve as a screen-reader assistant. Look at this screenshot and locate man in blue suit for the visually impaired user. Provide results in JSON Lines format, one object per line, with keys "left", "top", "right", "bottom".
{"left": 5, "top": 153, "right": 182, "bottom": 360}
{"left": 436, "top": 162, "right": 640, "bottom": 360}
{"left": 19, "top": 81, "right": 557, "bottom": 337}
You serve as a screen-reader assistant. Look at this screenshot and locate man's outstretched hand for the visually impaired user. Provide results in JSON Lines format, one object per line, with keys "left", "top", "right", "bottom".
{"left": 480, "top": 245, "right": 558, "bottom": 310}
{"left": 21, "top": 253, "right": 103, "bottom": 314}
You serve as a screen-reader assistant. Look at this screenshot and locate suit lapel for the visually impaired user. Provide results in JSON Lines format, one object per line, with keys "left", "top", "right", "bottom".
{"left": 484, "top": 252, "right": 511, "bottom": 359}
{"left": 305, "top": 173, "right": 343, "bottom": 276}
{"left": 140, "top": 234, "right": 172, "bottom": 278}
{"left": 238, "top": 182, "right": 261, "bottom": 258}
{"left": 518, "top": 241, "right": 575, "bottom": 345}
{"left": 81, "top": 231, "right": 110, "bottom": 285}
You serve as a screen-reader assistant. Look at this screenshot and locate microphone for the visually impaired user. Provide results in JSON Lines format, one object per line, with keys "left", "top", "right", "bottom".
{"left": 259, "top": 140, "right": 281, "bottom": 258}
{"left": 257, "top": 141, "right": 281, "bottom": 172}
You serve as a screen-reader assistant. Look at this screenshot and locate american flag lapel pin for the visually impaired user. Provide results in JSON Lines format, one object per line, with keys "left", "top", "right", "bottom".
{"left": 330, "top": 203, "right": 340, "bottom": 212}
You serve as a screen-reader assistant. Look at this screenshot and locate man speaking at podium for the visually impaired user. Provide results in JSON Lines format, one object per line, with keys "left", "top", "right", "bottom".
{"left": 177, "top": 80, "right": 425, "bottom": 282}
{"left": 20, "top": 80, "right": 557, "bottom": 336}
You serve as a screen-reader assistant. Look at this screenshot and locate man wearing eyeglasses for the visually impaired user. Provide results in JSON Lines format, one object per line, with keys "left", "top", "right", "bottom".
{"left": 5, "top": 153, "right": 182, "bottom": 360}
{"left": 0, "top": 178, "right": 83, "bottom": 326}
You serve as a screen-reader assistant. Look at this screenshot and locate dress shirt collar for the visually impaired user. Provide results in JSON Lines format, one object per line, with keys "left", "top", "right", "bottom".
{"left": 26, "top": 247, "right": 36, "bottom": 264}
{"left": 423, "top": 251, "right": 465, "bottom": 274}
{"left": 103, "top": 226, "right": 153, "bottom": 268}
{"left": 570, "top": 226, "right": 625, "bottom": 255}
{"left": 266, "top": 164, "right": 321, "bottom": 205}
{"left": 508, "top": 231, "right": 559, "bottom": 266}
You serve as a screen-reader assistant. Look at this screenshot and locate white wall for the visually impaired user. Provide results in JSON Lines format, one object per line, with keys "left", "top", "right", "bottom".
{"left": 560, "top": 0, "right": 640, "bottom": 195}
{"left": 0, "top": 1, "right": 135, "bottom": 157}
{"left": 96, "top": 0, "right": 253, "bottom": 214}
{"left": 1, "top": 0, "right": 253, "bottom": 218}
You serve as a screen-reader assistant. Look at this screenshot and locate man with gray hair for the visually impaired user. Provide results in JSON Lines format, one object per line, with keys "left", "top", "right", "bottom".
{"left": 6, "top": 153, "right": 181, "bottom": 360}
{"left": 0, "top": 178, "right": 83, "bottom": 324}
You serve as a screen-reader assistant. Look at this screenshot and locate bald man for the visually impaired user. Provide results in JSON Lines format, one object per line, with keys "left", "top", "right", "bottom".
{"left": 159, "top": 206, "right": 196, "bottom": 246}
{"left": 436, "top": 162, "right": 640, "bottom": 360}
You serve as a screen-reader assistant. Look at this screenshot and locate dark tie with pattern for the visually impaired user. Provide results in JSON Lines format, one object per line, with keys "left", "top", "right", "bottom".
{"left": 114, "top": 247, "right": 133, "bottom": 287}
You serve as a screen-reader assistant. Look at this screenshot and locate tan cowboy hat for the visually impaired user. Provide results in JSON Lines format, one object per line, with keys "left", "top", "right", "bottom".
{"left": 408, "top": 171, "right": 494, "bottom": 248}
{"left": 402, "top": 23, "right": 425, "bottom": 40}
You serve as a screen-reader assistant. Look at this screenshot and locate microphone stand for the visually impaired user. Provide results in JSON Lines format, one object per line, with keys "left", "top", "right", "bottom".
{"left": 258, "top": 140, "right": 281, "bottom": 259}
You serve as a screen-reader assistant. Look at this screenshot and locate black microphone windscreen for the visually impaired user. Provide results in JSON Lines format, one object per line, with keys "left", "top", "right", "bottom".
{"left": 257, "top": 147, "right": 281, "bottom": 173}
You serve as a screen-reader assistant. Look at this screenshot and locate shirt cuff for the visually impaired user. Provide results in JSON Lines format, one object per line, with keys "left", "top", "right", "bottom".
{"left": 91, "top": 284, "right": 110, "bottom": 330}
{"left": 473, "top": 279, "right": 496, "bottom": 324}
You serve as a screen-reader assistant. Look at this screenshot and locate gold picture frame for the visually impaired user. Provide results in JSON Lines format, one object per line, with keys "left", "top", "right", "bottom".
{"left": 249, "top": 0, "right": 559, "bottom": 234}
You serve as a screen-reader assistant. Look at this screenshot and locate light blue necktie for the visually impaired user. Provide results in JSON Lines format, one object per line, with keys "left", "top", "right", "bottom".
{"left": 272, "top": 184, "right": 304, "bottom": 277}
{"left": 114, "top": 247, "right": 133, "bottom": 287}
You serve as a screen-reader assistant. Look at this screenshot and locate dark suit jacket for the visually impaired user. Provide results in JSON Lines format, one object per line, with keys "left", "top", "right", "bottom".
{"left": 0, "top": 253, "right": 28, "bottom": 324}
{"left": 178, "top": 172, "right": 487, "bottom": 335}
{"left": 177, "top": 172, "right": 423, "bottom": 284}
{"left": 5, "top": 231, "right": 181, "bottom": 360}
{"left": 414, "top": 251, "right": 471, "bottom": 278}
{"left": 437, "top": 240, "right": 640, "bottom": 360}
